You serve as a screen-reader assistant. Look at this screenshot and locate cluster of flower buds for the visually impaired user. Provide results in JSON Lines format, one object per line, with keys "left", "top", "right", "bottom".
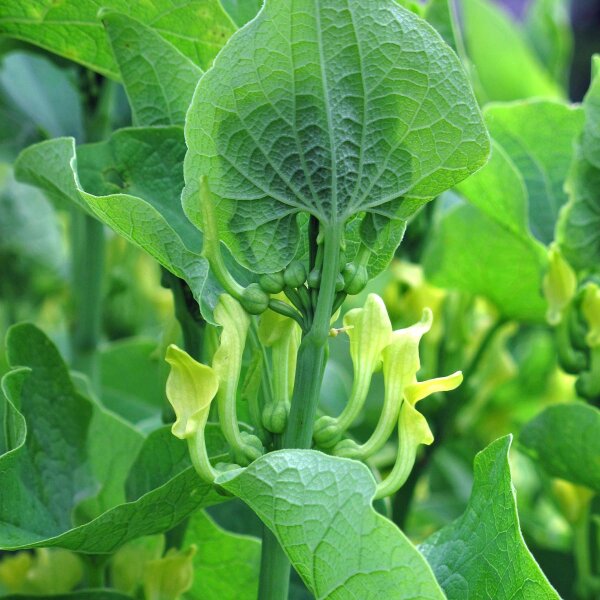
{"left": 165, "top": 291, "right": 461, "bottom": 499}
{"left": 544, "top": 244, "right": 600, "bottom": 401}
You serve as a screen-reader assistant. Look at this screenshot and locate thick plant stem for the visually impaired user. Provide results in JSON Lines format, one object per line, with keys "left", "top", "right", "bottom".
{"left": 258, "top": 224, "right": 341, "bottom": 600}
{"left": 71, "top": 210, "right": 105, "bottom": 387}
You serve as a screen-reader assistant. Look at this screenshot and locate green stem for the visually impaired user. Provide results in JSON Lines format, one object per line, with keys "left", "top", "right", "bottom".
{"left": 84, "top": 554, "right": 108, "bottom": 588}
{"left": 574, "top": 500, "right": 594, "bottom": 599}
{"left": 258, "top": 224, "right": 341, "bottom": 600}
{"left": 71, "top": 210, "right": 105, "bottom": 388}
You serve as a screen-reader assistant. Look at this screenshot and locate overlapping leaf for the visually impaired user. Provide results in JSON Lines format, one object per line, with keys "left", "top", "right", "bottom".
{"left": 217, "top": 450, "right": 445, "bottom": 599}
{"left": 0, "top": 0, "right": 235, "bottom": 79}
{"left": 14, "top": 131, "right": 224, "bottom": 321}
{"left": 101, "top": 12, "right": 203, "bottom": 127}
{"left": 0, "top": 324, "right": 224, "bottom": 553}
{"left": 420, "top": 436, "right": 559, "bottom": 599}
{"left": 558, "top": 55, "right": 600, "bottom": 270}
{"left": 520, "top": 403, "right": 600, "bottom": 493}
{"left": 184, "top": 0, "right": 489, "bottom": 272}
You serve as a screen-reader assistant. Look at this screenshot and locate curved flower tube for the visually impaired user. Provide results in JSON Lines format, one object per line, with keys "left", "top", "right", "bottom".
{"left": 375, "top": 371, "right": 463, "bottom": 499}
{"left": 213, "top": 294, "right": 264, "bottom": 465}
{"left": 313, "top": 294, "right": 392, "bottom": 448}
{"left": 258, "top": 302, "right": 301, "bottom": 434}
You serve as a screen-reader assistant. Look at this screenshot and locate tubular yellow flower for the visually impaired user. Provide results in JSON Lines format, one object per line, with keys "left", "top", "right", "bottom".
{"left": 334, "top": 308, "right": 433, "bottom": 459}
{"left": 543, "top": 243, "right": 577, "bottom": 326}
{"left": 165, "top": 344, "right": 219, "bottom": 483}
{"left": 581, "top": 282, "right": 600, "bottom": 348}
{"left": 314, "top": 293, "right": 392, "bottom": 447}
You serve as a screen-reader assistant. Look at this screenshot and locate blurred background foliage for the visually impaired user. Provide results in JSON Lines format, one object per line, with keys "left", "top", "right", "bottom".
{"left": 0, "top": 0, "right": 599, "bottom": 599}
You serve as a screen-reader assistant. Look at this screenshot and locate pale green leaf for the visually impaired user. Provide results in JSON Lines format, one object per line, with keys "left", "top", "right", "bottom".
{"left": 220, "top": 0, "right": 263, "bottom": 27}
{"left": 217, "top": 450, "right": 445, "bottom": 599}
{"left": 184, "top": 510, "right": 260, "bottom": 600}
{"left": 0, "top": 0, "right": 235, "bottom": 78}
{"left": 102, "top": 11, "right": 203, "bottom": 127}
{"left": 484, "top": 100, "right": 583, "bottom": 244}
{"left": 184, "top": 0, "right": 489, "bottom": 272}
{"left": 423, "top": 194, "right": 547, "bottom": 321}
{"left": 520, "top": 403, "right": 600, "bottom": 493}
{"left": 420, "top": 436, "right": 559, "bottom": 599}
{"left": 460, "top": 0, "right": 562, "bottom": 102}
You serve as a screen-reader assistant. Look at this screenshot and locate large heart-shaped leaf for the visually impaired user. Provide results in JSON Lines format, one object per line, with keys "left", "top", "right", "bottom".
{"left": 216, "top": 450, "right": 445, "bottom": 599}
{"left": 0, "top": 323, "right": 224, "bottom": 553}
{"left": 0, "top": 0, "right": 235, "bottom": 78}
{"left": 184, "top": 0, "right": 489, "bottom": 272}
{"left": 520, "top": 403, "right": 600, "bottom": 493}
{"left": 420, "top": 436, "right": 559, "bottom": 599}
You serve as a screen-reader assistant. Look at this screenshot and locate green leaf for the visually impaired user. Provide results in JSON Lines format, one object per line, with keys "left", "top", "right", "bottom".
{"left": 101, "top": 12, "right": 203, "bottom": 127}
{"left": 2, "top": 593, "right": 134, "bottom": 600}
{"left": 423, "top": 194, "right": 547, "bottom": 321}
{"left": 520, "top": 403, "right": 600, "bottom": 493}
{"left": 0, "top": 51, "right": 83, "bottom": 140}
{"left": 220, "top": 0, "right": 263, "bottom": 27}
{"left": 0, "top": 324, "right": 224, "bottom": 553}
{"left": 484, "top": 100, "right": 583, "bottom": 245}
{"left": 0, "top": 165, "right": 66, "bottom": 278}
{"left": 14, "top": 132, "right": 220, "bottom": 320}
{"left": 456, "top": 139, "right": 529, "bottom": 240}
{"left": 0, "top": 0, "right": 236, "bottom": 79}
{"left": 99, "top": 338, "right": 167, "bottom": 426}
{"left": 557, "top": 55, "right": 600, "bottom": 270}
{"left": 184, "top": 510, "right": 261, "bottom": 600}
{"left": 217, "top": 450, "right": 445, "bottom": 599}
{"left": 420, "top": 436, "right": 559, "bottom": 600}
{"left": 523, "top": 0, "right": 573, "bottom": 86}
{"left": 184, "top": 0, "right": 489, "bottom": 272}
{"left": 460, "top": 0, "right": 562, "bottom": 102}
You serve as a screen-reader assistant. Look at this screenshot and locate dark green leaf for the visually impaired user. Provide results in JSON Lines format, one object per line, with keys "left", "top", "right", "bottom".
{"left": 0, "top": 324, "right": 224, "bottom": 553}
{"left": 420, "top": 436, "right": 559, "bottom": 599}
{"left": 217, "top": 450, "right": 445, "bottom": 599}
{"left": 520, "top": 403, "right": 600, "bottom": 493}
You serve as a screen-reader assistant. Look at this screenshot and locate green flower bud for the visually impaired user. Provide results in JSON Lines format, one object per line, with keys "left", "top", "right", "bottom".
{"left": 240, "top": 283, "right": 270, "bottom": 315}
{"left": 283, "top": 260, "right": 307, "bottom": 288}
{"left": 307, "top": 268, "right": 321, "bottom": 289}
{"left": 581, "top": 282, "right": 600, "bottom": 348}
{"left": 335, "top": 272, "right": 345, "bottom": 292}
{"left": 344, "top": 264, "right": 368, "bottom": 295}
{"left": 312, "top": 415, "right": 343, "bottom": 448}
{"left": 259, "top": 272, "right": 285, "bottom": 294}
{"left": 239, "top": 431, "right": 264, "bottom": 463}
{"left": 262, "top": 401, "right": 288, "bottom": 434}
